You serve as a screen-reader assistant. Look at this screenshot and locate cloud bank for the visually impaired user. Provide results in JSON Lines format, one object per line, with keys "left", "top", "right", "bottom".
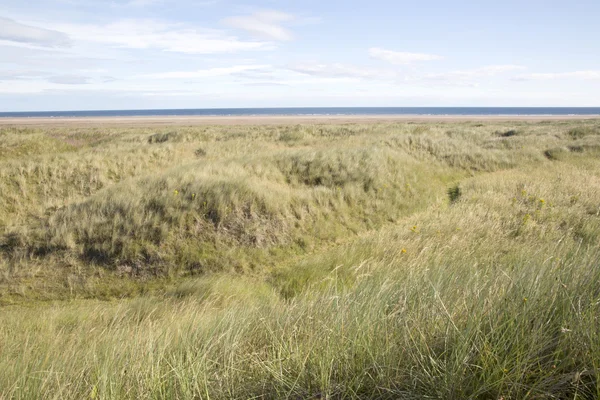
{"left": 0, "top": 17, "right": 71, "bottom": 47}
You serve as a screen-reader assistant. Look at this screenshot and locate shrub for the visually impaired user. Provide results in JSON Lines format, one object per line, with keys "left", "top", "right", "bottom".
{"left": 543, "top": 147, "right": 568, "bottom": 160}
{"left": 496, "top": 129, "right": 520, "bottom": 137}
{"left": 448, "top": 184, "right": 462, "bottom": 203}
{"left": 567, "top": 126, "right": 599, "bottom": 139}
{"left": 148, "top": 131, "right": 179, "bottom": 144}
{"left": 278, "top": 129, "right": 305, "bottom": 142}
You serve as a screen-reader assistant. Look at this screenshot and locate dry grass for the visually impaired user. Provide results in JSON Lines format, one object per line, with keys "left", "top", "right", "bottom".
{"left": 1, "top": 120, "right": 600, "bottom": 398}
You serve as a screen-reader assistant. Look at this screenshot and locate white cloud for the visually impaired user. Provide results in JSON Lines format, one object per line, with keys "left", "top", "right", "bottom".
{"left": 285, "top": 63, "right": 395, "bottom": 80}
{"left": 0, "top": 16, "right": 71, "bottom": 47}
{"left": 0, "top": 44, "right": 119, "bottom": 71}
{"left": 369, "top": 47, "right": 443, "bottom": 65}
{"left": 422, "top": 65, "right": 525, "bottom": 81}
{"left": 140, "top": 63, "right": 372, "bottom": 86}
{"left": 284, "top": 62, "right": 526, "bottom": 87}
{"left": 51, "top": 19, "right": 270, "bottom": 54}
{"left": 0, "top": 70, "right": 91, "bottom": 85}
{"left": 513, "top": 71, "right": 600, "bottom": 81}
{"left": 0, "top": 70, "right": 47, "bottom": 81}
{"left": 142, "top": 65, "right": 272, "bottom": 79}
{"left": 223, "top": 10, "right": 294, "bottom": 41}
{"left": 242, "top": 82, "right": 289, "bottom": 87}
{"left": 47, "top": 75, "right": 91, "bottom": 84}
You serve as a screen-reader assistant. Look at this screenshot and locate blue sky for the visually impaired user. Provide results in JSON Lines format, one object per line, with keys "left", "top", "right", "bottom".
{"left": 0, "top": 0, "right": 599, "bottom": 111}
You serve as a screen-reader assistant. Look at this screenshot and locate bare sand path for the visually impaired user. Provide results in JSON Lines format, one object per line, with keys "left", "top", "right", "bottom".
{"left": 0, "top": 114, "right": 599, "bottom": 127}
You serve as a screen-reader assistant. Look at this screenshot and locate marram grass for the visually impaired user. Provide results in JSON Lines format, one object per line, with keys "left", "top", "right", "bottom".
{"left": 0, "top": 120, "right": 600, "bottom": 398}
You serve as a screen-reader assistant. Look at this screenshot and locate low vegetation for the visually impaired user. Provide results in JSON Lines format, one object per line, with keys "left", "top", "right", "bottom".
{"left": 1, "top": 120, "right": 599, "bottom": 398}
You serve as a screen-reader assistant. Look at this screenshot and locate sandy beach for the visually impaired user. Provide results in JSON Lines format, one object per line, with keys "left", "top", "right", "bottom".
{"left": 1, "top": 114, "right": 599, "bottom": 127}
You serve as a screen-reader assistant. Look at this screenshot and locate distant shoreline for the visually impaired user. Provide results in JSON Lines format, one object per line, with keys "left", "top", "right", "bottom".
{"left": 1, "top": 114, "right": 599, "bottom": 126}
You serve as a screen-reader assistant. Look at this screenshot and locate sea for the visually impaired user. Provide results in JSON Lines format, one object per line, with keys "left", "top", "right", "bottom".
{"left": 1, "top": 107, "right": 599, "bottom": 118}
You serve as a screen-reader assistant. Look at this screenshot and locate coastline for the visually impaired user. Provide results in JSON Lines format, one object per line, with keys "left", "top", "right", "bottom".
{"left": 1, "top": 114, "right": 599, "bottom": 126}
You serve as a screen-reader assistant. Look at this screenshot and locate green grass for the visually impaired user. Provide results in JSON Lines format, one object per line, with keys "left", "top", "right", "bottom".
{"left": 1, "top": 120, "right": 600, "bottom": 398}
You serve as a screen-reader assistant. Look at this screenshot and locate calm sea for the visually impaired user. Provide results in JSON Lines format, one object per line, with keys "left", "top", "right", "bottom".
{"left": 1, "top": 107, "right": 599, "bottom": 118}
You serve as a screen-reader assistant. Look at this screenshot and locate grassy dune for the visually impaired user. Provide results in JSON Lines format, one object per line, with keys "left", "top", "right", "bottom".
{"left": 1, "top": 120, "right": 600, "bottom": 398}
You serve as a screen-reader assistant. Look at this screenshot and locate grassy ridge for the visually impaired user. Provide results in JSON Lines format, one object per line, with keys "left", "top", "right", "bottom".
{"left": 2, "top": 122, "right": 473, "bottom": 300}
{"left": 1, "top": 120, "right": 600, "bottom": 398}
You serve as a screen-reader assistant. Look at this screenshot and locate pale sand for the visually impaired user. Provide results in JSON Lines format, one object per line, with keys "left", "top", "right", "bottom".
{"left": 0, "top": 114, "right": 599, "bottom": 127}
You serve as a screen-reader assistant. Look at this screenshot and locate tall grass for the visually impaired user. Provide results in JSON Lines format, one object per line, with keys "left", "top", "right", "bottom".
{"left": 1, "top": 120, "right": 600, "bottom": 398}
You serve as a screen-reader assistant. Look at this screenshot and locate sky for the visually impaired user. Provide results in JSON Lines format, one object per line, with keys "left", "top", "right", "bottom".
{"left": 0, "top": 0, "right": 599, "bottom": 111}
